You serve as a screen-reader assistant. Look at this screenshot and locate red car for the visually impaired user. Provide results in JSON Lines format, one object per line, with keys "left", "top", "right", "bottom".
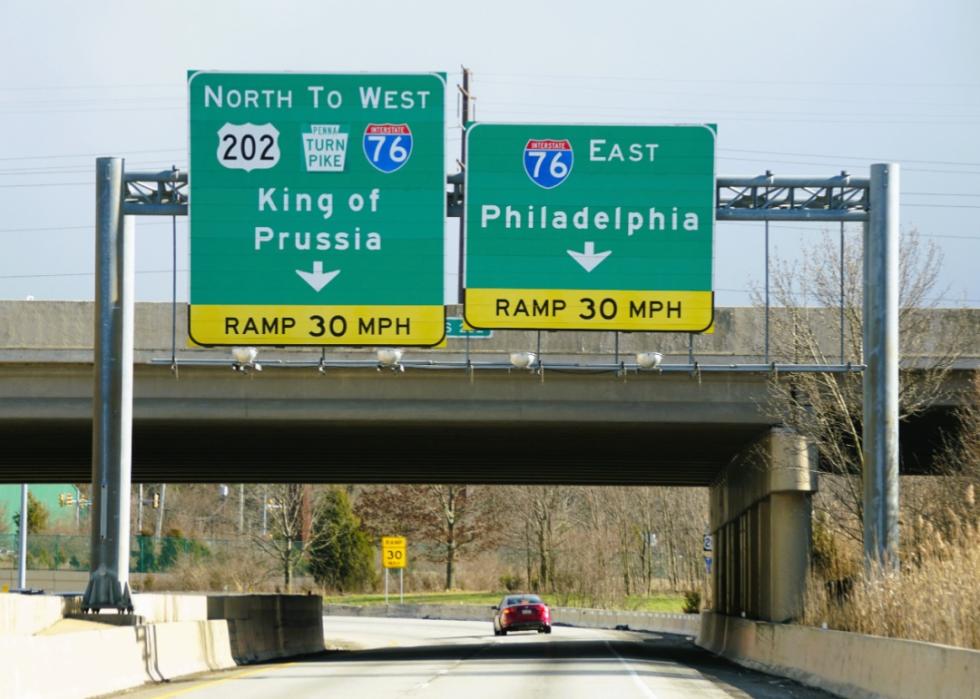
{"left": 492, "top": 594, "right": 552, "bottom": 635}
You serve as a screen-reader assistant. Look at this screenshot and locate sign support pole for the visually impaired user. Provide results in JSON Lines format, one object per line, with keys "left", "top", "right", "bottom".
{"left": 17, "top": 484, "right": 28, "bottom": 590}
{"left": 82, "top": 157, "right": 134, "bottom": 613}
{"left": 384, "top": 568, "right": 389, "bottom": 606}
{"left": 863, "top": 163, "right": 900, "bottom": 570}
{"left": 399, "top": 568, "right": 404, "bottom": 604}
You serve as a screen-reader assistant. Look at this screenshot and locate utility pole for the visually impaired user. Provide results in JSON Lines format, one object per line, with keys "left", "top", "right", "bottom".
{"left": 456, "top": 67, "right": 471, "bottom": 302}
{"left": 154, "top": 484, "right": 167, "bottom": 540}
{"left": 75, "top": 485, "right": 82, "bottom": 531}
{"left": 261, "top": 484, "right": 268, "bottom": 536}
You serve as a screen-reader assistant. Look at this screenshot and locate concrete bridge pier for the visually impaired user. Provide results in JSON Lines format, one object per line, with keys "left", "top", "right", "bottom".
{"left": 709, "top": 428, "right": 817, "bottom": 622}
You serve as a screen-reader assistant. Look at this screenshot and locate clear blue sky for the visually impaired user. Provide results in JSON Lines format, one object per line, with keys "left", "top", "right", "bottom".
{"left": 1, "top": 0, "right": 977, "bottom": 307}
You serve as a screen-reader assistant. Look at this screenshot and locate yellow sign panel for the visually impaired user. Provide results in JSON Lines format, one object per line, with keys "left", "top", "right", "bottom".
{"left": 381, "top": 536, "right": 407, "bottom": 569}
{"left": 189, "top": 305, "right": 446, "bottom": 346}
{"left": 464, "top": 289, "right": 713, "bottom": 332}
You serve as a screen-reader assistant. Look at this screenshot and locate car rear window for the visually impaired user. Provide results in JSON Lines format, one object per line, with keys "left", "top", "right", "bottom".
{"left": 505, "top": 595, "right": 542, "bottom": 606}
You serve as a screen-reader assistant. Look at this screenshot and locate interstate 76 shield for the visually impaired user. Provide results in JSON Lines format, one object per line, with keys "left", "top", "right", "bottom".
{"left": 523, "top": 138, "right": 573, "bottom": 189}
{"left": 363, "top": 123, "right": 413, "bottom": 173}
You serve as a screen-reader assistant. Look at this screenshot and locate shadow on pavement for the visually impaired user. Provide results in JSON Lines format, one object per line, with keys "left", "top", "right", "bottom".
{"left": 289, "top": 633, "right": 833, "bottom": 698}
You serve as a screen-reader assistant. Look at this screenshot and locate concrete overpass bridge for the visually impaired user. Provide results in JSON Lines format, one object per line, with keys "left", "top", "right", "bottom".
{"left": 1, "top": 300, "right": 976, "bottom": 621}
{"left": 1, "top": 302, "right": 974, "bottom": 485}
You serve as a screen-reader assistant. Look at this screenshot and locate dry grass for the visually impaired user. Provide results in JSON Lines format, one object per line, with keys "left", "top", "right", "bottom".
{"left": 163, "top": 548, "right": 278, "bottom": 592}
{"left": 805, "top": 485, "right": 980, "bottom": 649}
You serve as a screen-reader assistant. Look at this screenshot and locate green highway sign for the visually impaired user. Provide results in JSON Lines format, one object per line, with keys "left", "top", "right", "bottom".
{"left": 463, "top": 123, "right": 715, "bottom": 332}
{"left": 445, "top": 317, "right": 492, "bottom": 338}
{"left": 188, "top": 71, "right": 446, "bottom": 346}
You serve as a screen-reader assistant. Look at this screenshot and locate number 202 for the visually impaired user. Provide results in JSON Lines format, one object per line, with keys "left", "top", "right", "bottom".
{"left": 221, "top": 133, "right": 276, "bottom": 162}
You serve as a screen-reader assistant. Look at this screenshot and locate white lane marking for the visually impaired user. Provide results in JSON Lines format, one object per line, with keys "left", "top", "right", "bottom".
{"left": 409, "top": 641, "right": 492, "bottom": 691}
{"left": 605, "top": 640, "right": 659, "bottom": 699}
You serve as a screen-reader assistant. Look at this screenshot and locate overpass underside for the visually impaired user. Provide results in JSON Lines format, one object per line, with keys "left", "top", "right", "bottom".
{"left": 1, "top": 419, "right": 770, "bottom": 485}
{"left": 0, "top": 363, "right": 959, "bottom": 485}
{"left": 1, "top": 363, "right": 778, "bottom": 485}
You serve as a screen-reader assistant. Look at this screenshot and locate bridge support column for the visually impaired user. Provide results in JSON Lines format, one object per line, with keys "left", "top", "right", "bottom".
{"left": 710, "top": 428, "right": 817, "bottom": 622}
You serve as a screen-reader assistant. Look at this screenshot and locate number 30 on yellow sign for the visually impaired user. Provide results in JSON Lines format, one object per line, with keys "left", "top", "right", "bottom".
{"left": 381, "top": 536, "right": 407, "bottom": 569}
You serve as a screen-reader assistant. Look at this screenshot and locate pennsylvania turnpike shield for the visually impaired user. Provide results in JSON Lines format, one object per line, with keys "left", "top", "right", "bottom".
{"left": 363, "top": 123, "right": 413, "bottom": 173}
{"left": 523, "top": 138, "right": 573, "bottom": 189}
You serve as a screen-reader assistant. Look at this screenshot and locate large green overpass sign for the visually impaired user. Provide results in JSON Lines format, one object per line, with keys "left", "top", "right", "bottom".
{"left": 464, "top": 124, "right": 715, "bottom": 332}
{"left": 188, "top": 72, "right": 446, "bottom": 346}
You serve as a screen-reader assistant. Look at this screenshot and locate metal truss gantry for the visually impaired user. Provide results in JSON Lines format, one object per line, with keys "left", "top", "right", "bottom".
{"left": 124, "top": 169, "right": 875, "bottom": 223}
{"left": 716, "top": 172, "right": 869, "bottom": 222}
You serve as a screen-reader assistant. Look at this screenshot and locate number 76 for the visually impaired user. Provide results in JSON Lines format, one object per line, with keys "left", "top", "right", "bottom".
{"left": 366, "top": 135, "right": 409, "bottom": 163}
{"left": 527, "top": 150, "right": 569, "bottom": 178}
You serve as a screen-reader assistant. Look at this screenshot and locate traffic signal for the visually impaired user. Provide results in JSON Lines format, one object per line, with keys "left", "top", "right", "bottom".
{"left": 152, "top": 492, "right": 160, "bottom": 509}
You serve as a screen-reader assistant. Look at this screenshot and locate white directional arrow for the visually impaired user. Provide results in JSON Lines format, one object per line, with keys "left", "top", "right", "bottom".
{"left": 296, "top": 261, "right": 340, "bottom": 292}
{"left": 567, "top": 241, "right": 612, "bottom": 272}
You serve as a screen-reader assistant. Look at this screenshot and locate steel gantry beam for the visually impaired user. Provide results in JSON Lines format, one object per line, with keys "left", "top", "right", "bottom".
{"left": 716, "top": 172, "right": 869, "bottom": 222}
{"left": 125, "top": 170, "right": 876, "bottom": 222}
{"left": 121, "top": 168, "right": 187, "bottom": 216}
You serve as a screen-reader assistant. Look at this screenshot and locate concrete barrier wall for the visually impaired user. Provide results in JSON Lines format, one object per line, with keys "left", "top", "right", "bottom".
{"left": 0, "top": 569, "right": 179, "bottom": 595}
{"left": 0, "top": 569, "right": 90, "bottom": 594}
{"left": 553, "top": 607, "right": 699, "bottom": 636}
{"left": 0, "top": 593, "right": 67, "bottom": 635}
{"left": 0, "top": 620, "right": 235, "bottom": 699}
{"left": 324, "top": 603, "right": 491, "bottom": 622}
{"left": 698, "top": 612, "right": 980, "bottom": 699}
{"left": 208, "top": 594, "right": 325, "bottom": 663}
{"left": 0, "top": 593, "right": 325, "bottom": 698}
{"left": 132, "top": 592, "right": 209, "bottom": 623}
{"left": 323, "top": 603, "right": 700, "bottom": 637}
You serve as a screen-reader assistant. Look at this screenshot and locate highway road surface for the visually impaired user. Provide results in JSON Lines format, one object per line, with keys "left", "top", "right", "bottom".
{"left": 109, "top": 616, "right": 835, "bottom": 698}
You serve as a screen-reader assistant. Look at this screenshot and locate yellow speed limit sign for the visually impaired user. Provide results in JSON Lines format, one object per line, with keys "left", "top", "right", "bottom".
{"left": 381, "top": 536, "right": 407, "bottom": 569}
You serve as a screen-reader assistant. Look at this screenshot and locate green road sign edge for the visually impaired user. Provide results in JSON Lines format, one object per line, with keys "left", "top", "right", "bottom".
{"left": 461, "top": 122, "right": 717, "bottom": 329}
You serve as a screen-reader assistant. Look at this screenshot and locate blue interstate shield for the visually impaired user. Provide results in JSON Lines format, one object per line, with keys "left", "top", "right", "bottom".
{"left": 523, "top": 139, "right": 573, "bottom": 189}
{"left": 363, "top": 123, "right": 413, "bottom": 173}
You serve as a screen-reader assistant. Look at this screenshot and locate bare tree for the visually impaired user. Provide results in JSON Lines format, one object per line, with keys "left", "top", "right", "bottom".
{"left": 357, "top": 484, "right": 501, "bottom": 590}
{"left": 504, "top": 486, "right": 578, "bottom": 592}
{"left": 250, "top": 484, "right": 316, "bottom": 591}
{"left": 759, "top": 229, "right": 969, "bottom": 544}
